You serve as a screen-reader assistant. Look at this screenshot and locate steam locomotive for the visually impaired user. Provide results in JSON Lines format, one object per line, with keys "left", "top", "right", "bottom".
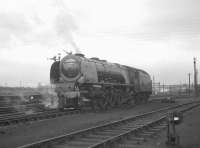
{"left": 50, "top": 53, "right": 152, "bottom": 110}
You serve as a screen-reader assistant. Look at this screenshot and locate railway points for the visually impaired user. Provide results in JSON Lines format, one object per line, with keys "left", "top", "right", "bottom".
{"left": 16, "top": 101, "right": 200, "bottom": 148}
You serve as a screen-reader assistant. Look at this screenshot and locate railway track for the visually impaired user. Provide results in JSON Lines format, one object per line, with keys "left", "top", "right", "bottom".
{"left": 0, "top": 100, "right": 188, "bottom": 127}
{"left": 0, "top": 106, "right": 17, "bottom": 114}
{"left": 0, "top": 101, "right": 149, "bottom": 127}
{"left": 0, "top": 108, "right": 80, "bottom": 126}
{"left": 17, "top": 101, "right": 200, "bottom": 148}
{"left": 0, "top": 100, "right": 169, "bottom": 127}
{"left": 0, "top": 104, "right": 43, "bottom": 115}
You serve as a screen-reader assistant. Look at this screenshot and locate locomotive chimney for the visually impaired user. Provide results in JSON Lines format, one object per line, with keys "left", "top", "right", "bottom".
{"left": 75, "top": 53, "right": 85, "bottom": 57}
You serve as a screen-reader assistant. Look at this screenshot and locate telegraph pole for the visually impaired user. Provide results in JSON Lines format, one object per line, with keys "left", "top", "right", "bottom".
{"left": 152, "top": 76, "right": 155, "bottom": 95}
{"left": 163, "top": 83, "right": 165, "bottom": 94}
{"left": 193, "top": 57, "right": 198, "bottom": 97}
{"left": 188, "top": 73, "right": 191, "bottom": 96}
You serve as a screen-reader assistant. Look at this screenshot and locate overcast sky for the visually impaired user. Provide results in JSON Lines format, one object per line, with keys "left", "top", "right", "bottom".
{"left": 0, "top": 0, "right": 200, "bottom": 86}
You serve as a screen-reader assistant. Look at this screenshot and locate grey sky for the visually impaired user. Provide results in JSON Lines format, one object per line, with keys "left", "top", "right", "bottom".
{"left": 0, "top": 0, "right": 200, "bottom": 86}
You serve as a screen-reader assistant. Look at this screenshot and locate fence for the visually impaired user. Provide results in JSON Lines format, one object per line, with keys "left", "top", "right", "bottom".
{"left": 152, "top": 82, "right": 194, "bottom": 97}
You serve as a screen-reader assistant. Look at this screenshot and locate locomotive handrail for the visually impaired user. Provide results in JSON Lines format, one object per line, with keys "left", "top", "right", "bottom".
{"left": 80, "top": 82, "right": 135, "bottom": 87}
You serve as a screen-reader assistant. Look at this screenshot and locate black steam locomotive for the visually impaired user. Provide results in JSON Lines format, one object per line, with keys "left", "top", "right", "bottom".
{"left": 50, "top": 53, "right": 152, "bottom": 110}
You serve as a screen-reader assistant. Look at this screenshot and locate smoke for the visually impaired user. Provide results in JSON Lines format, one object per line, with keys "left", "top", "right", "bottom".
{"left": 54, "top": 0, "right": 81, "bottom": 53}
{"left": 0, "top": 0, "right": 81, "bottom": 53}
{"left": 24, "top": 109, "right": 34, "bottom": 115}
{"left": 14, "top": 93, "right": 38, "bottom": 115}
{"left": 38, "top": 86, "right": 58, "bottom": 109}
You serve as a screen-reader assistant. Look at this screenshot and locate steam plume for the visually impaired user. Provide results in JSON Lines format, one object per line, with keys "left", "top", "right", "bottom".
{"left": 38, "top": 85, "right": 58, "bottom": 109}
{"left": 54, "top": 0, "right": 81, "bottom": 53}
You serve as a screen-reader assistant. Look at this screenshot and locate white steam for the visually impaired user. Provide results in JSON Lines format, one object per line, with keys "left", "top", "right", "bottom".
{"left": 39, "top": 87, "right": 58, "bottom": 109}
{"left": 54, "top": 0, "right": 81, "bottom": 53}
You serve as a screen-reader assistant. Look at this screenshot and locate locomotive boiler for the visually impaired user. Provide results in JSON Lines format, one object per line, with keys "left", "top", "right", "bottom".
{"left": 50, "top": 53, "right": 152, "bottom": 110}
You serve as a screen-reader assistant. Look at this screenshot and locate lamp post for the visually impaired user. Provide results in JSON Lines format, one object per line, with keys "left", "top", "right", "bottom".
{"left": 193, "top": 58, "right": 198, "bottom": 97}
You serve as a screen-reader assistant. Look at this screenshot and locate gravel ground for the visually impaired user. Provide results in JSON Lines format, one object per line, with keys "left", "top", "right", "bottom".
{"left": 136, "top": 100, "right": 200, "bottom": 148}
{"left": 0, "top": 99, "right": 193, "bottom": 148}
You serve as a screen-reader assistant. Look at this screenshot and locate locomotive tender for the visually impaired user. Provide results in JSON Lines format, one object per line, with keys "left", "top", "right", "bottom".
{"left": 50, "top": 53, "right": 152, "bottom": 110}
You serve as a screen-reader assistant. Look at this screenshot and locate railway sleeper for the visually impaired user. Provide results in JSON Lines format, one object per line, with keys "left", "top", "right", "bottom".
{"left": 117, "top": 126, "right": 137, "bottom": 131}
{"left": 118, "top": 143, "right": 142, "bottom": 148}
{"left": 64, "top": 140, "right": 93, "bottom": 147}
{"left": 117, "top": 133, "right": 151, "bottom": 147}
{"left": 122, "top": 139, "right": 143, "bottom": 145}
{"left": 136, "top": 132, "right": 155, "bottom": 138}
{"left": 158, "top": 122, "right": 168, "bottom": 127}
{"left": 103, "top": 129, "right": 130, "bottom": 133}
{"left": 127, "top": 137, "right": 146, "bottom": 142}
{"left": 126, "top": 121, "right": 149, "bottom": 126}
{"left": 96, "top": 130, "right": 123, "bottom": 136}
{"left": 122, "top": 124, "right": 144, "bottom": 128}
{"left": 141, "top": 131, "right": 156, "bottom": 135}
{"left": 117, "top": 136, "right": 149, "bottom": 147}
{"left": 128, "top": 125, "right": 146, "bottom": 130}
{"left": 151, "top": 124, "right": 167, "bottom": 129}
{"left": 85, "top": 134, "right": 111, "bottom": 140}
{"left": 54, "top": 145, "right": 87, "bottom": 148}
{"left": 148, "top": 128, "right": 163, "bottom": 132}
{"left": 76, "top": 137, "right": 101, "bottom": 143}
{"left": 148, "top": 126, "right": 166, "bottom": 132}
{"left": 94, "top": 131, "right": 119, "bottom": 137}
